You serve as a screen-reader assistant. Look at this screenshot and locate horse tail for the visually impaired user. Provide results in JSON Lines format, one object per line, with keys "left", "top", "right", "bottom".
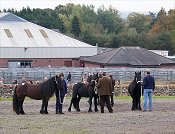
{"left": 13, "top": 86, "right": 18, "bottom": 113}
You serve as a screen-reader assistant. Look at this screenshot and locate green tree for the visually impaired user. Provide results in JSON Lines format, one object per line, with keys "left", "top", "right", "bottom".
{"left": 127, "top": 12, "right": 150, "bottom": 33}
{"left": 71, "top": 16, "right": 81, "bottom": 37}
{"left": 97, "top": 5, "right": 123, "bottom": 34}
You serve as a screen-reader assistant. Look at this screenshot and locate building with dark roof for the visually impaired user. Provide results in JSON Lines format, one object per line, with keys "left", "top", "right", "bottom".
{"left": 81, "top": 46, "right": 175, "bottom": 68}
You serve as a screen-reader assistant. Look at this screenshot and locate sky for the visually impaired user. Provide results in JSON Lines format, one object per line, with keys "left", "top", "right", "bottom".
{"left": 0, "top": 0, "right": 175, "bottom": 13}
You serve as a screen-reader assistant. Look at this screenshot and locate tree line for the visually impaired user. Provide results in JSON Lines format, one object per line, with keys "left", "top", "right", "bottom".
{"left": 1, "top": 4, "right": 175, "bottom": 54}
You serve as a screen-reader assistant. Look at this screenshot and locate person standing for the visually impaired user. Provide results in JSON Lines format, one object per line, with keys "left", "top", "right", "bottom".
{"left": 67, "top": 72, "right": 71, "bottom": 83}
{"left": 56, "top": 73, "right": 67, "bottom": 114}
{"left": 96, "top": 72, "right": 113, "bottom": 113}
{"left": 143, "top": 69, "right": 155, "bottom": 111}
{"left": 109, "top": 74, "right": 115, "bottom": 106}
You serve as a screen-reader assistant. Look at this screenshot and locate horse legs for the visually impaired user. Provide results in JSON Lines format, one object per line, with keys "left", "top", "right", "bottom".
{"left": 68, "top": 98, "right": 73, "bottom": 112}
{"left": 136, "top": 97, "right": 142, "bottom": 110}
{"left": 94, "top": 95, "right": 99, "bottom": 112}
{"left": 43, "top": 99, "right": 49, "bottom": 114}
{"left": 88, "top": 96, "right": 93, "bottom": 112}
{"left": 132, "top": 98, "right": 137, "bottom": 111}
{"left": 18, "top": 97, "right": 25, "bottom": 114}
{"left": 76, "top": 95, "right": 81, "bottom": 112}
{"left": 40, "top": 99, "right": 45, "bottom": 114}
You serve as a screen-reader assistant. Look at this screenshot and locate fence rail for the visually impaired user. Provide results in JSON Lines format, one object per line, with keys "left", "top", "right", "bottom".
{"left": 0, "top": 67, "right": 175, "bottom": 84}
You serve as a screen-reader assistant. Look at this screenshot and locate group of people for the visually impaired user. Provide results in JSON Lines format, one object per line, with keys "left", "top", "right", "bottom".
{"left": 10, "top": 69, "right": 155, "bottom": 114}
{"left": 56, "top": 70, "right": 155, "bottom": 114}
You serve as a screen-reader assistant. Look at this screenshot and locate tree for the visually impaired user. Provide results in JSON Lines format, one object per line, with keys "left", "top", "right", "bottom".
{"left": 127, "top": 12, "right": 150, "bottom": 33}
{"left": 97, "top": 5, "right": 124, "bottom": 34}
{"left": 71, "top": 16, "right": 81, "bottom": 37}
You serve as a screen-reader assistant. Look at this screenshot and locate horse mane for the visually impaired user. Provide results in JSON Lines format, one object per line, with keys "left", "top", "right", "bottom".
{"left": 40, "top": 76, "right": 57, "bottom": 98}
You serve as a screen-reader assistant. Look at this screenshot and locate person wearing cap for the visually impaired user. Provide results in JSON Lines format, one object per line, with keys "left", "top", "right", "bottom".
{"left": 143, "top": 69, "right": 155, "bottom": 111}
{"left": 55, "top": 73, "right": 67, "bottom": 114}
{"left": 96, "top": 72, "right": 113, "bottom": 113}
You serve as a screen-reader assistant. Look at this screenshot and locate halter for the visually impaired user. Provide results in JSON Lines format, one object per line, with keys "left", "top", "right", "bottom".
{"left": 135, "top": 75, "right": 142, "bottom": 84}
{"left": 55, "top": 76, "right": 58, "bottom": 85}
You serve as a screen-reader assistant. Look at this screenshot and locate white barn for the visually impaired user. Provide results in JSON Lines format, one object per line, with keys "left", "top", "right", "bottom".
{"left": 0, "top": 13, "right": 97, "bottom": 68}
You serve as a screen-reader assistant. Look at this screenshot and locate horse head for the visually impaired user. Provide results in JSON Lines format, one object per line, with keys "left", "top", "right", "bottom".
{"left": 134, "top": 71, "right": 142, "bottom": 85}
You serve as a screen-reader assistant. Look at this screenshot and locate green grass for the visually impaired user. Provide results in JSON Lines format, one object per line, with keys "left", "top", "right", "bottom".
{"left": 153, "top": 96, "right": 175, "bottom": 99}
{"left": 0, "top": 97, "right": 12, "bottom": 101}
{"left": 114, "top": 95, "right": 175, "bottom": 100}
{"left": 1, "top": 95, "right": 175, "bottom": 102}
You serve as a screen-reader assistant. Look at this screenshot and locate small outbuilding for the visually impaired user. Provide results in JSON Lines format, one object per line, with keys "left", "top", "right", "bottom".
{"left": 81, "top": 46, "right": 175, "bottom": 68}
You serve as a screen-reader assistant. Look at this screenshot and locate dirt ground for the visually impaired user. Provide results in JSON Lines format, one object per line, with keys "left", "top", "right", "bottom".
{"left": 0, "top": 97, "right": 175, "bottom": 134}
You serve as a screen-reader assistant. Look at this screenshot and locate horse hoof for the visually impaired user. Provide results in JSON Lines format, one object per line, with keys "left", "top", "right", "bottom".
{"left": 68, "top": 108, "right": 71, "bottom": 112}
{"left": 95, "top": 109, "right": 99, "bottom": 112}
{"left": 45, "top": 111, "right": 49, "bottom": 114}
{"left": 137, "top": 108, "right": 142, "bottom": 111}
{"left": 21, "top": 112, "right": 26, "bottom": 115}
{"left": 88, "top": 110, "right": 92, "bottom": 112}
{"left": 40, "top": 111, "right": 44, "bottom": 114}
{"left": 77, "top": 109, "right": 81, "bottom": 112}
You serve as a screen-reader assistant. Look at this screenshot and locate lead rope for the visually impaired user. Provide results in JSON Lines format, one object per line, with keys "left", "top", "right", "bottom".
{"left": 137, "top": 80, "right": 143, "bottom": 100}
{"left": 55, "top": 76, "right": 63, "bottom": 105}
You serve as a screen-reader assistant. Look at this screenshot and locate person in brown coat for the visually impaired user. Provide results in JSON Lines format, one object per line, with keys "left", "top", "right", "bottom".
{"left": 96, "top": 72, "right": 113, "bottom": 113}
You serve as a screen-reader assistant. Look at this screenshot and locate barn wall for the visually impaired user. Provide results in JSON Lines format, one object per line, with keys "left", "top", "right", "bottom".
{"left": 0, "top": 58, "right": 81, "bottom": 68}
{"left": 0, "top": 47, "right": 97, "bottom": 58}
{"left": 84, "top": 62, "right": 101, "bottom": 67}
{"left": 159, "top": 64, "right": 175, "bottom": 68}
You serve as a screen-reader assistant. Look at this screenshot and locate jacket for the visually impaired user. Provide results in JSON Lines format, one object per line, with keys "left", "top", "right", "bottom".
{"left": 143, "top": 75, "right": 155, "bottom": 91}
{"left": 96, "top": 76, "right": 112, "bottom": 96}
{"left": 56, "top": 79, "right": 67, "bottom": 97}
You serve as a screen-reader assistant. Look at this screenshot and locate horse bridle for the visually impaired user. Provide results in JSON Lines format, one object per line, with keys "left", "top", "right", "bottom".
{"left": 135, "top": 77, "right": 142, "bottom": 84}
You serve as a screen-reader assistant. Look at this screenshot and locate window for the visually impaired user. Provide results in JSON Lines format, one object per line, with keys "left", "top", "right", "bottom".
{"left": 4, "top": 29, "right": 13, "bottom": 38}
{"left": 8, "top": 60, "right": 32, "bottom": 68}
{"left": 64, "top": 61, "right": 72, "bottom": 67}
{"left": 39, "top": 29, "right": 48, "bottom": 38}
{"left": 24, "top": 29, "right": 33, "bottom": 38}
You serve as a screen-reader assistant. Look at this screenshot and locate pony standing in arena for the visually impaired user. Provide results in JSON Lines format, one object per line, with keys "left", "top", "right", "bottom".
{"left": 128, "top": 71, "right": 142, "bottom": 111}
{"left": 68, "top": 73, "right": 99, "bottom": 112}
{"left": 13, "top": 75, "right": 62, "bottom": 115}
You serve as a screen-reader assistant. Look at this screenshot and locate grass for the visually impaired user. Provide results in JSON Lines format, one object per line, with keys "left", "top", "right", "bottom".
{"left": 1, "top": 95, "right": 175, "bottom": 101}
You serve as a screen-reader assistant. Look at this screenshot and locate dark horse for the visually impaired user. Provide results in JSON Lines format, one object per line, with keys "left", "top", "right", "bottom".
{"left": 13, "top": 75, "right": 62, "bottom": 115}
{"left": 68, "top": 73, "right": 99, "bottom": 112}
{"left": 128, "top": 71, "right": 142, "bottom": 111}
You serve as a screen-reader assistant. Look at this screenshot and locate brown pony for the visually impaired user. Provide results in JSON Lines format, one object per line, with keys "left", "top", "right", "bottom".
{"left": 13, "top": 75, "right": 62, "bottom": 115}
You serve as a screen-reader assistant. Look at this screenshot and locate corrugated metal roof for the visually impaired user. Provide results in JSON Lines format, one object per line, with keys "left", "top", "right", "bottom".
{"left": 0, "top": 13, "right": 95, "bottom": 48}
{"left": 82, "top": 46, "right": 175, "bottom": 66}
{"left": 0, "top": 13, "right": 27, "bottom": 22}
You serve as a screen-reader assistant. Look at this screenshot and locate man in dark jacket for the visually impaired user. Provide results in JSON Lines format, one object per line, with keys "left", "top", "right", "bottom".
{"left": 143, "top": 69, "right": 155, "bottom": 111}
{"left": 96, "top": 72, "right": 113, "bottom": 113}
{"left": 56, "top": 73, "right": 67, "bottom": 114}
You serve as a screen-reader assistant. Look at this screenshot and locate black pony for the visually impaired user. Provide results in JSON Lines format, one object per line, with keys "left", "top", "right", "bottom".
{"left": 13, "top": 75, "right": 62, "bottom": 114}
{"left": 68, "top": 73, "right": 99, "bottom": 112}
{"left": 128, "top": 71, "right": 142, "bottom": 111}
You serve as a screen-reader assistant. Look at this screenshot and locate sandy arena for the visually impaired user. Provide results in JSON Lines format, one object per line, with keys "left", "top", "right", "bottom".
{"left": 0, "top": 97, "right": 175, "bottom": 134}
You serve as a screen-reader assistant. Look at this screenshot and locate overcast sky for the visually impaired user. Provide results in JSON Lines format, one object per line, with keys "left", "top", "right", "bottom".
{"left": 0, "top": 0, "right": 175, "bottom": 13}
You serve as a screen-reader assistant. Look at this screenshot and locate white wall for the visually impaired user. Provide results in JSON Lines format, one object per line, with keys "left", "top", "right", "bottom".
{"left": 0, "top": 47, "right": 97, "bottom": 58}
